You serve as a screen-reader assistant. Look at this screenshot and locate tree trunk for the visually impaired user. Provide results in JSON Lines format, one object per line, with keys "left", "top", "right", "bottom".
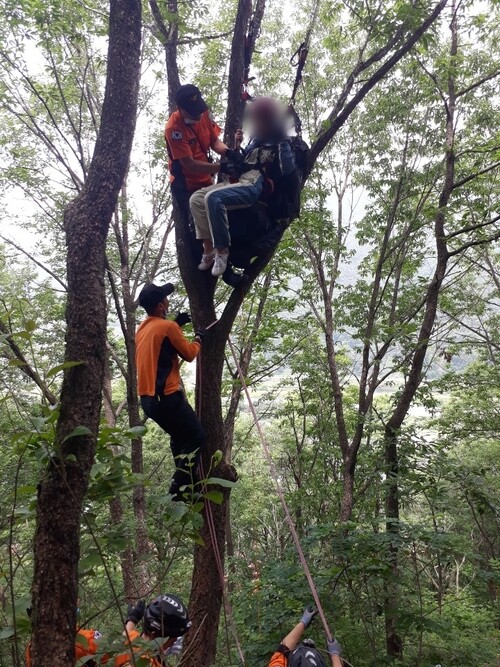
{"left": 30, "top": 2, "right": 142, "bottom": 665}
{"left": 382, "top": 5, "right": 458, "bottom": 656}
{"left": 184, "top": 333, "right": 237, "bottom": 667}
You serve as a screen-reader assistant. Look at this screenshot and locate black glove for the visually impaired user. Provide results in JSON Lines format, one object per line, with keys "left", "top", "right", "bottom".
{"left": 220, "top": 159, "right": 240, "bottom": 179}
{"left": 224, "top": 148, "right": 243, "bottom": 162}
{"left": 126, "top": 599, "right": 146, "bottom": 625}
{"left": 175, "top": 312, "right": 191, "bottom": 327}
{"left": 195, "top": 329, "right": 207, "bottom": 343}
{"left": 300, "top": 605, "right": 318, "bottom": 629}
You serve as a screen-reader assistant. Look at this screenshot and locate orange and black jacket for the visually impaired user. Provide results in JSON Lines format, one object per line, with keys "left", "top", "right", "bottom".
{"left": 136, "top": 317, "right": 200, "bottom": 397}
{"left": 269, "top": 644, "right": 290, "bottom": 667}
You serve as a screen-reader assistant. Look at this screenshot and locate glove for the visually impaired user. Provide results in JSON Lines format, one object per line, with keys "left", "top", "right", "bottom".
{"left": 195, "top": 329, "right": 207, "bottom": 343}
{"left": 175, "top": 312, "right": 191, "bottom": 327}
{"left": 327, "top": 638, "right": 342, "bottom": 657}
{"left": 300, "top": 605, "right": 317, "bottom": 629}
{"left": 126, "top": 599, "right": 146, "bottom": 625}
{"left": 225, "top": 148, "right": 243, "bottom": 161}
{"left": 220, "top": 159, "right": 240, "bottom": 179}
{"left": 234, "top": 129, "right": 244, "bottom": 147}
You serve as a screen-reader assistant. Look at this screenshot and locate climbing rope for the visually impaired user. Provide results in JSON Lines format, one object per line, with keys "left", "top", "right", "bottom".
{"left": 288, "top": 0, "right": 321, "bottom": 136}
{"left": 241, "top": 5, "right": 262, "bottom": 103}
{"left": 196, "top": 352, "right": 246, "bottom": 666}
{"left": 227, "top": 335, "right": 334, "bottom": 642}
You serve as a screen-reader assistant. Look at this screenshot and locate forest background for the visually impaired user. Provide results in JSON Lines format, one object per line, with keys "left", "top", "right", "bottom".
{"left": 0, "top": 0, "right": 498, "bottom": 665}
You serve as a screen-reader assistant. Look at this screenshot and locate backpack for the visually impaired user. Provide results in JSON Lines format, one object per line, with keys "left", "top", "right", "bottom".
{"left": 288, "top": 643, "right": 328, "bottom": 667}
{"left": 283, "top": 135, "right": 308, "bottom": 219}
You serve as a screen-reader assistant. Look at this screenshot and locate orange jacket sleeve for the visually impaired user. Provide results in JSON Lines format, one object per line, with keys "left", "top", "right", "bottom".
{"left": 269, "top": 650, "right": 288, "bottom": 667}
{"left": 210, "top": 119, "right": 222, "bottom": 145}
{"left": 167, "top": 322, "right": 201, "bottom": 362}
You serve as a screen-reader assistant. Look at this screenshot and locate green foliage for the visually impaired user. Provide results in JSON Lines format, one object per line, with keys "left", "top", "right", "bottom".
{"left": 0, "top": 0, "right": 499, "bottom": 665}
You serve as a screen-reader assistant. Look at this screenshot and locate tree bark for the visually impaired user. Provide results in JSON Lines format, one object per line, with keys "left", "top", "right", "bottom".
{"left": 30, "top": 2, "right": 142, "bottom": 665}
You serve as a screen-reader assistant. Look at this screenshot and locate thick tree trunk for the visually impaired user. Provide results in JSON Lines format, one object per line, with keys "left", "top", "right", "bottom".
{"left": 184, "top": 328, "right": 237, "bottom": 667}
{"left": 339, "top": 455, "right": 356, "bottom": 523}
{"left": 30, "top": 2, "right": 141, "bottom": 665}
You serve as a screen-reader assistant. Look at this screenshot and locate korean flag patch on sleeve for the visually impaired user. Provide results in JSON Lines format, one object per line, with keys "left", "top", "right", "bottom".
{"left": 171, "top": 130, "right": 183, "bottom": 140}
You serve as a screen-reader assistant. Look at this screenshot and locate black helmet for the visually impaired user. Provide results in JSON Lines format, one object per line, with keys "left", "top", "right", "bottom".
{"left": 143, "top": 594, "right": 191, "bottom": 637}
{"left": 289, "top": 644, "right": 327, "bottom": 667}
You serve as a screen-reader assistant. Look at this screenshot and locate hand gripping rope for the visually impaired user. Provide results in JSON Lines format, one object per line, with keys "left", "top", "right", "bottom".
{"left": 227, "top": 335, "right": 334, "bottom": 642}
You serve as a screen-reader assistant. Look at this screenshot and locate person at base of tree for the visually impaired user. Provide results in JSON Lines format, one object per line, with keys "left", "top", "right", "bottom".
{"left": 269, "top": 606, "right": 344, "bottom": 667}
{"left": 189, "top": 97, "right": 297, "bottom": 278}
{"left": 164, "top": 84, "right": 230, "bottom": 231}
{"left": 114, "top": 594, "right": 191, "bottom": 667}
{"left": 135, "top": 282, "right": 205, "bottom": 501}
{"left": 25, "top": 628, "right": 103, "bottom": 667}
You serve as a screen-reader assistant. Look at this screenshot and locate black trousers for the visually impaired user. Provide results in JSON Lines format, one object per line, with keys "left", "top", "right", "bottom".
{"left": 171, "top": 186, "right": 204, "bottom": 264}
{"left": 141, "top": 392, "right": 205, "bottom": 494}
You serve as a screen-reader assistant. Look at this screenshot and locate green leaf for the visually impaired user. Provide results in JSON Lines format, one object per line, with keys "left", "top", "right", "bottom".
{"left": 206, "top": 477, "right": 236, "bottom": 488}
{"left": 0, "top": 626, "right": 14, "bottom": 640}
{"left": 8, "top": 359, "right": 28, "bottom": 367}
{"left": 125, "top": 425, "right": 147, "bottom": 438}
{"left": 62, "top": 425, "right": 93, "bottom": 442}
{"left": 204, "top": 490, "right": 223, "bottom": 504}
{"left": 47, "top": 360, "right": 85, "bottom": 377}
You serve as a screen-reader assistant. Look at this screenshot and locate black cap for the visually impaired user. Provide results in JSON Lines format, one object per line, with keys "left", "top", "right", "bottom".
{"left": 139, "top": 283, "right": 175, "bottom": 313}
{"left": 175, "top": 84, "right": 208, "bottom": 117}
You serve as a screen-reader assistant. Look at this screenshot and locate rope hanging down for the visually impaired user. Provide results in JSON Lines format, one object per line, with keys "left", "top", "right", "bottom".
{"left": 288, "top": 0, "right": 321, "bottom": 136}
{"left": 196, "top": 354, "right": 246, "bottom": 667}
{"left": 241, "top": 13, "right": 259, "bottom": 102}
{"left": 227, "top": 335, "right": 334, "bottom": 642}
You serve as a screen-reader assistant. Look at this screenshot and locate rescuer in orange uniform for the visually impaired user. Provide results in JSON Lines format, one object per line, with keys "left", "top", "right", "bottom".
{"left": 114, "top": 595, "right": 191, "bottom": 667}
{"left": 135, "top": 282, "right": 205, "bottom": 501}
{"left": 268, "top": 606, "right": 344, "bottom": 667}
{"left": 164, "top": 84, "right": 229, "bottom": 233}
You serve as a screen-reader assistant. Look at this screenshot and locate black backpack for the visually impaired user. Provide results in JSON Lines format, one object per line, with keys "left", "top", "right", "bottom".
{"left": 288, "top": 643, "right": 328, "bottom": 667}
{"left": 285, "top": 135, "right": 308, "bottom": 219}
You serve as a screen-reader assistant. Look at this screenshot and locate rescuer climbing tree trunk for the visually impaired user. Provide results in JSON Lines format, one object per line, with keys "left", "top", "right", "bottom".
{"left": 149, "top": 1, "right": 451, "bottom": 664}
{"left": 30, "top": 1, "right": 142, "bottom": 665}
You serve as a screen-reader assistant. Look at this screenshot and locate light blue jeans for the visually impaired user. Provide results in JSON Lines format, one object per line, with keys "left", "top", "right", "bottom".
{"left": 190, "top": 180, "right": 263, "bottom": 249}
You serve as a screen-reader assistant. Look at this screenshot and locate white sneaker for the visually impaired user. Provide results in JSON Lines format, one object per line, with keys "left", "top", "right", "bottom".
{"left": 198, "top": 253, "right": 215, "bottom": 271}
{"left": 212, "top": 253, "right": 228, "bottom": 277}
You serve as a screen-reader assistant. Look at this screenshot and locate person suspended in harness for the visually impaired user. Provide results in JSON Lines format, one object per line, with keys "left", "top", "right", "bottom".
{"left": 136, "top": 282, "right": 205, "bottom": 502}
{"left": 189, "top": 97, "right": 298, "bottom": 278}
{"left": 269, "top": 606, "right": 344, "bottom": 667}
{"left": 115, "top": 594, "right": 191, "bottom": 666}
{"left": 165, "top": 84, "right": 230, "bottom": 232}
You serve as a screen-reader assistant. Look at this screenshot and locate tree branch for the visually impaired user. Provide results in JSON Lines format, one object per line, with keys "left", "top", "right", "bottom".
{"left": 452, "top": 160, "right": 500, "bottom": 191}
{"left": 456, "top": 68, "right": 500, "bottom": 98}
{"left": 445, "top": 213, "right": 500, "bottom": 240}
{"left": 307, "top": 0, "right": 447, "bottom": 174}
{"left": 0, "top": 234, "right": 67, "bottom": 290}
{"left": 0, "top": 319, "right": 57, "bottom": 405}
{"left": 447, "top": 230, "right": 500, "bottom": 258}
